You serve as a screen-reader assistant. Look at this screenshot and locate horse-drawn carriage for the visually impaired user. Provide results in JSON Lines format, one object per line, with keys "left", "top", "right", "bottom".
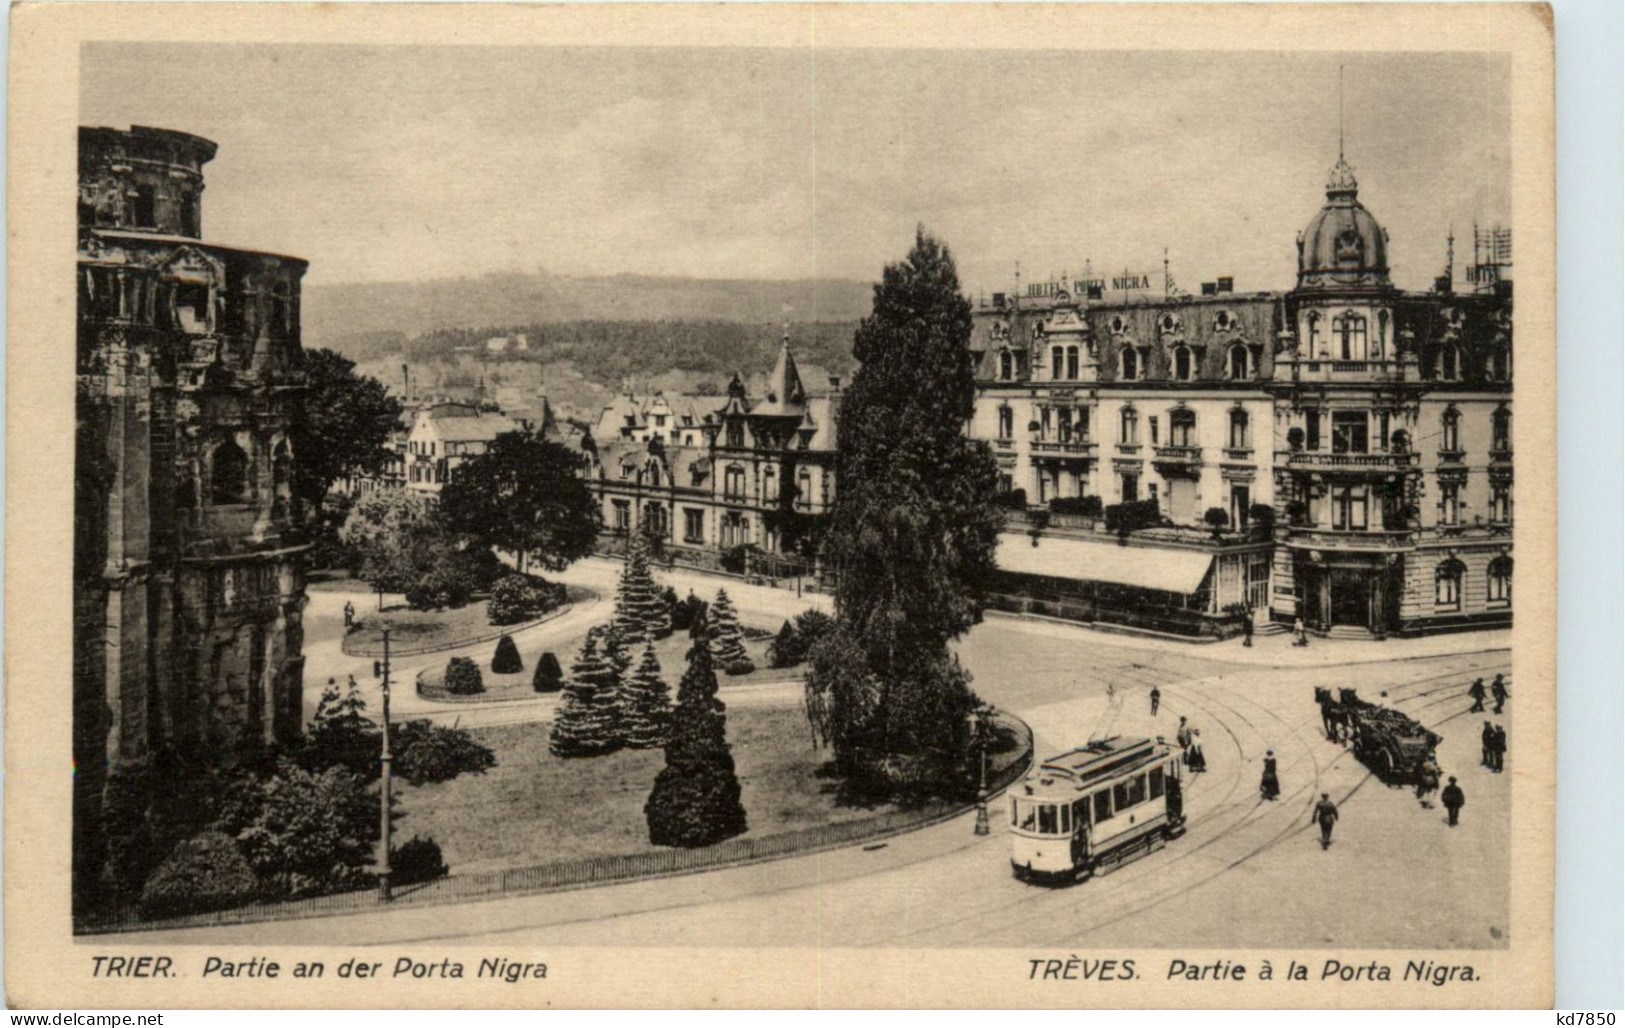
{"left": 1314, "top": 687, "right": 1441, "bottom": 785}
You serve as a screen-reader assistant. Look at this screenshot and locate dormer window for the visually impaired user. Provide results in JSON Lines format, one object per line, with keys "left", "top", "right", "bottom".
{"left": 1228, "top": 344, "right": 1251, "bottom": 380}
{"left": 209, "top": 438, "right": 248, "bottom": 505}
{"left": 1158, "top": 313, "right": 1182, "bottom": 337}
{"left": 725, "top": 420, "right": 744, "bottom": 448}
{"left": 1120, "top": 347, "right": 1140, "bottom": 381}
{"left": 1214, "top": 310, "right": 1236, "bottom": 332}
{"left": 998, "top": 349, "right": 1014, "bottom": 381}
{"left": 132, "top": 183, "right": 157, "bottom": 229}
{"left": 1173, "top": 345, "right": 1193, "bottom": 381}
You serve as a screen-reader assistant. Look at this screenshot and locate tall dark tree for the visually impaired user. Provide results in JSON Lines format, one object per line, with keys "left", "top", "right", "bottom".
{"left": 644, "top": 623, "right": 747, "bottom": 847}
{"left": 291, "top": 348, "right": 403, "bottom": 519}
{"left": 805, "top": 228, "right": 1003, "bottom": 784}
{"left": 437, "top": 429, "right": 601, "bottom": 574}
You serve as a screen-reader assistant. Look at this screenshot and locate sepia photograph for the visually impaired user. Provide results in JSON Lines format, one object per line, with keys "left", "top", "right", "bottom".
{"left": 7, "top": 2, "right": 1558, "bottom": 1009}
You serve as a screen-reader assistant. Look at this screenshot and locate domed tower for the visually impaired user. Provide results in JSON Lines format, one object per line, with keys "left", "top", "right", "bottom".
{"left": 1291, "top": 154, "right": 1396, "bottom": 362}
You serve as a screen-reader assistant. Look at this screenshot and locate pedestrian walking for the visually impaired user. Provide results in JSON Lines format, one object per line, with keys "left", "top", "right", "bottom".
{"left": 1176, "top": 716, "right": 1192, "bottom": 752}
{"left": 1150, "top": 686, "right": 1161, "bottom": 717}
{"left": 1293, "top": 616, "right": 1308, "bottom": 647}
{"left": 1481, "top": 721, "right": 1495, "bottom": 768}
{"left": 343, "top": 600, "right": 355, "bottom": 629}
{"left": 1312, "top": 793, "right": 1339, "bottom": 849}
{"left": 1468, "top": 677, "right": 1486, "bottom": 712}
{"left": 1492, "top": 724, "right": 1507, "bottom": 773}
{"left": 1187, "top": 730, "right": 1207, "bottom": 773}
{"left": 1491, "top": 673, "right": 1508, "bottom": 714}
{"left": 1260, "top": 749, "right": 1280, "bottom": 801}
{"left": 1242, "top": 613, "right": 1254, "bottom": 648}
{"left": 1415, "top": 759, "right": 1440, "bottom": 807}
{"left": 1441, "top": 776, "right": 1465, "bottom": 827}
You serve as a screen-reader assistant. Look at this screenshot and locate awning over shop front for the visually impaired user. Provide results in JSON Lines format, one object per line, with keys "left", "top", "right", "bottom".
{"left": 994, "top": 531, "right": 1215, "bottom": 595}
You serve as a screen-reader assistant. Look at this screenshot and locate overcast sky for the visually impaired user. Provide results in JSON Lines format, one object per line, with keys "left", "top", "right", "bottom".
{"left": 82, "top": 44, "right": 1509, "bottom": 296}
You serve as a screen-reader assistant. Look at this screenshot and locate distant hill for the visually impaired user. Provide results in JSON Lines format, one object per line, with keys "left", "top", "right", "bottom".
{"left": 303, "top": 270, "right": 875, "bottom": 348}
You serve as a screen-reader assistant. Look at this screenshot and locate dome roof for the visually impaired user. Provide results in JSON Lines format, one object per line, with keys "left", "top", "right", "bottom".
{"left": 1297, "top": 157, "right": 1390, "bottom": 291}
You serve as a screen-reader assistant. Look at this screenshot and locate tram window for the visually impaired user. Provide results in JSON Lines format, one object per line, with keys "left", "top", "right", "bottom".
{"left": 1038, "top": 805, "right": 1058, "bottom": 835}
{"left": 1113, "top": 775, "right": 1148, "bottom": 811}
{"left": 1073, "top": 798, "right": 1090, "bottom": 826}
{"left": 1060, "top": 805, "right": 1071, "bottom": 833}
{"left": 1149, "top": 768, "right": 1165, "bottom": 800}
{"left": 1017, "top": 800, "right": 1037, "bottom": 831}
{"left": 1094, "top": 790, "right": 1113, "bottom": 823}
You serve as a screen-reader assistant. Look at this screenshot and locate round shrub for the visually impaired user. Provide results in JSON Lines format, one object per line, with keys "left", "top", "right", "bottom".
{"left": 491, "top": 634, "right": 523, "bottom": 674}
{"left": 533, "top": 651, "right": 564, "bottom": 693}
{"left": 488, "top": 574, "right": 555, "bottom": 626}
{"left": 444, "top": 656, "right": 484, "bottom": 696}
{"left": 391, "top": 835, "right": 448, "bottom": 886}
{"left": 139, "top": 830, "right": 259, "bottom": 919}
{"left": 394, "top": 720, "right": 497, "bottom": 784}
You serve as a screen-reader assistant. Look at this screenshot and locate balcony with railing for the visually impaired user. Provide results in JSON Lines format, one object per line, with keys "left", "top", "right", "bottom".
{"left": 1287, "top": 357, "right": 1410, "bottom": 384}
{"left": 1152, "top": 444, "right": 1202, "bottom": 469}
{"left": 1284, "top": 450, "right": 1418, "bottom": 472}
{"left": 1030, "top": 438, "right": 1097, "bottom": 458}
{"left": 1283, "top": 526, "right": 1414, "bottom": 552}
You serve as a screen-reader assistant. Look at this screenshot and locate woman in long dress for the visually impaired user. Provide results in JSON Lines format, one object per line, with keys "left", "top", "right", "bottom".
{"left": 1260, "top": 749, "right": 1280, "bottom": 801}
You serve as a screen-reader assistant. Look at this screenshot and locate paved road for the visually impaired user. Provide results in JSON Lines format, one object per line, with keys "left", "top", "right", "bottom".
{"left": 147, "top": 563, "right": 1511, "bottom": 949}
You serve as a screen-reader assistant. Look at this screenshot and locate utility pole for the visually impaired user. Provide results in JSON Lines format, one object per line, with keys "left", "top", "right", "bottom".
{"left": 378, "top": 627, "right": 394, "bottom": 903}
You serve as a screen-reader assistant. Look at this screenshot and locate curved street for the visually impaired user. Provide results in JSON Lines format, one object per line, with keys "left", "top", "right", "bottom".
{"left": 148, "top": 558, "right": 1512, "bottom": 949}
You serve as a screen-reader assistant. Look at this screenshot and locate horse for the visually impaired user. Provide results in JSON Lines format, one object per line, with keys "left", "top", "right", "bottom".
{"left": 1314, "top": 686, "right": 1350, "bottom": 743}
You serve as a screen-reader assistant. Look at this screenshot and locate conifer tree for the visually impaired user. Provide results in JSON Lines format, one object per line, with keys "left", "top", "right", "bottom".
{"left": 621, "top": 641, "right": 672, "bottom": 749}
{"left": 599, "top": 625, "right": 635, "bottom": 739}
{"left": 549, "top": 632, "right": 620, "bottom": 757}
{"left": 613, "top": 531, "right": 672, "bottom": 641}
{"left": 708, "top": 588, "right": 754, "bottom": 675}
{"left": 644, "top": 622, "right": 747, "bottom": 847}
{"left": 805, "top": 227, "right": 1002, "bottom": 786}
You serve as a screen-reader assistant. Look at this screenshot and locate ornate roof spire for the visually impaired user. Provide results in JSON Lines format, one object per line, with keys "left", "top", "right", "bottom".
{"left": 1325, "top": 66, "right": 1359, "bottom": 198}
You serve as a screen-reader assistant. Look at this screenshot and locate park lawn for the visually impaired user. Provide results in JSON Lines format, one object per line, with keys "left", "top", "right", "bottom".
{"left": 392, "top": 705, "right": 874, "bottom": 875}
{"left": 347, "top": 586, "right": 591, "bottom": 654}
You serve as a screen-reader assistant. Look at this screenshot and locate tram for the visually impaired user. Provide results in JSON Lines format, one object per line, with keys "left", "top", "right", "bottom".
{"left": 1009, "top": 736, "right": 1186, "bottom": 884}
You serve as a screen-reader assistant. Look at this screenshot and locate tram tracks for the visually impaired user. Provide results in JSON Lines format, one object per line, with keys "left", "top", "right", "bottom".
{"left": 910, "top": 658, "right": 1509, "bottom": 949}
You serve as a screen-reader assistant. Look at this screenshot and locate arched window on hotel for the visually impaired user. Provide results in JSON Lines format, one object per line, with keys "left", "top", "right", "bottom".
{"left": 1173, "top": 345, "right": 1192, "bottom": 381}
{"left": 1228, "top": 409, "right": 1250, "bottom": 450}
{"left": 1441, "top": 408, "right": 1461, "bottom": 453}
{"left": 1305, "top": 311, "right": 1321, "bottom": 354}
{"left": 1228, "top": 344, "right": 1250, "bottom": 380}
{"left": 1489, "top": 346, "right": 1510, "bottom": 382}
{"left": 1375, "top": 310, "right": 1389, "bottom": 358}
{"left": 1119, "top": 406, "right": 1138, "bottom": 446}
{"left": 1440, "top": 344, "right": 1462, "bottom": 382}
{"left": 999, "top": 349, "right": 1014, "bottom": 381}
{"left": 1487, "top": 556, "right": 1512, "bottom": 606}
{"left": 1333, "top": 312, "right": 1367, "bottom": 360}
{"left": 209, "top": 437, "right": 249, "bottom": 505}
{"left": 1435, "top": 559, "right": 1465, "bottom": 612}
{"left": 1169, "top": 408, "right": 1196, "bottom": 447}
{"left": 1066, "top": 346, "right": 1080, "bottom": 380}
{"left": 1052, "top": 346, "right": 1065, "bottom": 380}
{"left": 997, "top": 405, "right": 1013, "bottom": 440}
{"left": 1492, "top": 408, "right": 1511, "bottom": 452}
{"left": 1120, "top": 347, "right": 1140, "bottom": 381}
{"left": 724, "top": 465, "right": 746, "bottom": 501}
{"left": 797, "top": 468, "right": 812, "bottom": 511}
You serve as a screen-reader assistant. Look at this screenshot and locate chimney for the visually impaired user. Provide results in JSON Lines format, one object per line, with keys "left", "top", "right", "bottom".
{"left": 1201, "top": 282, "right": 1218, "bottom": 297}
{"left": 1216, "top": 277, "right": 1234, "bottom": 293}
{"left": 992, "top": 292, "right": 1006, "bottom": 309}
{"left": 401, "top": 363, "right": 410, "bottom": 401}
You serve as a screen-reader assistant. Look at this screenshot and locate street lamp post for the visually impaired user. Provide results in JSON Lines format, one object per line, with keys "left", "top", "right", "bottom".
{"left": 378, "top": 627, "right": 394, "bottom": 902}
{"left": 968, "top": 705, "right": 994, "bottom": 836}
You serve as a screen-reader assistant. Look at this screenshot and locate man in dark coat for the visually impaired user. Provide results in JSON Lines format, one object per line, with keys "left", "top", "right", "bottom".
{"left": 1312, "top": 793, "right": 1339, "bottom": 849}
{"left": 1481, "top": 721, "right": 1496, "bottom": 768}
{"left": 1441, "top": 776, "right": 1465, "bottom": 827}
{"left": 1468, "top": 677, "right": 1486, "bottom": 712}
{"left": 1242, "top": 614, "right": 1254, "bottom": 648}
{"left": 1150, "top": 685, "right": 1161, "bottom": 717}
{"left": 1176, "top": 716, "right": 1192, "bottom": 752}
{"left": 1491, "top": 673, "right": 1508, "bottom": 714}
{"left": 1492, "top": 724, "right": 1508, "bottom": 772}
